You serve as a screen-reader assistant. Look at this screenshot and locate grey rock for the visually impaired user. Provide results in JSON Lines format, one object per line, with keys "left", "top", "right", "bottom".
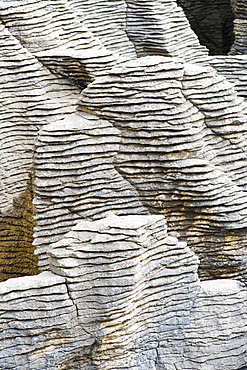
{"left": 80, "top": 55, "right": 247, "bottom": 282}
{"left": 1, "top": 215, "right": 246, "bottom": 369}
{"left": 0, "top": 0, "right": 246, "bottom": 369}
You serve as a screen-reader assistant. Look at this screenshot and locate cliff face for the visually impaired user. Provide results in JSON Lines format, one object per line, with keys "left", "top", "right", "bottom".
{"left": 0, "top": 0, "right": 247, "bottom": 369}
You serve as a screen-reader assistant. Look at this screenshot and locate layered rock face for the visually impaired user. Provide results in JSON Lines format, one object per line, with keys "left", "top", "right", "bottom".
{"left": 80, "top": 56, "right": 247, "bottom": 282}
{"left": 2, "top": 214, "right": 247, "bottom": 369}
{"left": 0, "top": 0, "right": 247, "bottom": 369}
{"left": 0, "top": 21, "right": 79, "bottom": 280}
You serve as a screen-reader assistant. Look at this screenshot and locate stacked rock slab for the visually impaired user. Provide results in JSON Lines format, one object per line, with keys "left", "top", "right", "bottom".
{"left": 80, "top": 56, "right": 247, "bottom": 282}
{"left": 48, "top": 214, "right": 199, "bottom": 369}
{"left": 0, "top": 21, "right": 80, "bottom": 281}
{"left": 208, "top": 55, "right": 247, "bottom": 99}
{"left": 0, "top": 271, "right": 94, "bottom": 369}
{"left": 0, "top": 0, "right": 246, "bottom": 368}
{"left": 1, "top": 215, "right": 246, "bottom": 369}
{"left": 125, "top": 0, "right": 208, "bottom": 62}
{"left": 66, "top": 0, "right": 137, "bottom": 59}
{"left": 64, "top": 0, "right": 209, "bottom": 63}
{"left": 0, "top": 0, "right": 118, "bottom": 87}
{"left": 33, "top": 112, "right": 148, "bottom": 270}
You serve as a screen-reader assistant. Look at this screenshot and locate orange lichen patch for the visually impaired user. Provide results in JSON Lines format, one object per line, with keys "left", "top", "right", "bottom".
{"left": 0, "top": 187, "right": 39, "bottom": 282}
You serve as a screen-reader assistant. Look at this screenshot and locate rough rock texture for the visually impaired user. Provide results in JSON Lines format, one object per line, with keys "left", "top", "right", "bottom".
{"left": 0, "top": 0, "right": 247, "bottom": 369}
{"left": 80, "top": 56, "right": 247, "bottom": 282}
{"left": 0, "top": 271, "right": 94, "bottom": 369}
{"left": 124, "top": 0, "right": 208, "bottom": 62}
{"left": 0, "top": 0, "right": 118, "bottom": 86}
{"left": 0, "top": 21, "right": 79, "bottom": 280}
{"left": 66, "top": 0, "right": 137, "bottom": 59}
{"left": 33, "top": 112, "right": 148, "bottom": 270}
{"left": 208, "top": 55, "right": 247, "bottom": 98}
{"left": 1, "top": 215, "right": 247, "bottom": 369}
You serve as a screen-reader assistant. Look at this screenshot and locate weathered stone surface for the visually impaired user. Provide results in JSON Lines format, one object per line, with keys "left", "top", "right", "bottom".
{"left": 1, "top": 215, "right": 247, "bottom": 369}
{"left": 33, "top": 112, "right": 148, "bottom": 270}
{"left": 0, "top": 271, "right": 94, "bottom": 369}
{"left": 80, "top": 55, "right": 247, "bottom": 282}
{"left": 66, "top": 0, "right": 137, "bottom": 59}
{"left": 65, "top": 0, "right": 209, "bottom": 63}
{"left": 0, "top": 0, "right": 118, "bottom": 85}
{"left": 125, "top": 0, "right": 208, "bottom": 62}
{"left": 208, "top": 55, "right": 247, "bottom": 98}
{"left": 0, "top": 21, "right": 79, "bottom": 280}
{"left": 0, "top": 0, "right": 246, "bottom": 368}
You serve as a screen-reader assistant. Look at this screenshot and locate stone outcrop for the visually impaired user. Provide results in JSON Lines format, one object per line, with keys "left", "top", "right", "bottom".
{"left": 33, "top": 112, "right": 147, "bottom": 270}
{"left": 0, "top": 21, "right": 78, "bottom": 280}
{"left": 80, "top": 56, "right": 247, "bottom": 282}
{"left": 0, "top": 0, "right": 247, "bottom": 369}
{"left": 1, "top": 214, "right": 247, "bottom": 369}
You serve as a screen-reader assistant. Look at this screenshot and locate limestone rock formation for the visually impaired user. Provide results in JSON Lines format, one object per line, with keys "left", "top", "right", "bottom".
{"left": 33, "top": 112, "right": 147, "bottom": 270}
{"left": 1, "top": 214, "right": 247, "bottom": 369}
{"left": 0, "top": 21, "right": 79, "bottom": 280}
{"left": 80, "top": 55, "right": 247, "bottom": 282}
{"left": 0, "top": 0, "right": 247, "bottom": 369}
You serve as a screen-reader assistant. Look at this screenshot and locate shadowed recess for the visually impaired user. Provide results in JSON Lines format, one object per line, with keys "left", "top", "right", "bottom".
{"left": 0, "top": 186, "right": 39, "bottom": 282}
{"left": 176, "top": 0, "right": 235, "bottom": 55}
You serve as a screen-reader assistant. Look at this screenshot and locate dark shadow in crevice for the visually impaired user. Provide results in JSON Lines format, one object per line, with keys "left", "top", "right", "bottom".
{"left": 176, "top": 0, "right": 234, "bottom": 55}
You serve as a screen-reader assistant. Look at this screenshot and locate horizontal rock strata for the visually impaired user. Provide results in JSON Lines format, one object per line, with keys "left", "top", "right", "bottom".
{"left": 0, "top": 0, "right": 247, "bottom": 368}
{"left": 66, "top": 0, "right": 137, "bottom": 59}
{"left": 0, "top": 0, "right": 118, "bottom": 86}
{"left": 0, "top": 271, "right": 94, "bottom": 369}
{"left": 0, "top": 21, "right": 79, "bottom": 281}
{"left": 80, "top": 55, "right": 247, "bottom": 282}
{"left": 208, "top": 55, "right": 247, "bottom": 98}
{"left": 125, "top": 0, "right": 208, "bottom": 62}
{"left": 1, "top": 215, "right": 246, "bottom": 369}
{"left": 33, "top": 112, "right": 148, "bottom": 270}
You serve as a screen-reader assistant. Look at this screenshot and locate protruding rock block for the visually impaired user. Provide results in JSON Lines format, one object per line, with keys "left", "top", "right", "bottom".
{"left": 0, "top": 271, "right": 94, "bottom": 369}
{"left": 33, "top": 112, "right": 148, "bottom": 270}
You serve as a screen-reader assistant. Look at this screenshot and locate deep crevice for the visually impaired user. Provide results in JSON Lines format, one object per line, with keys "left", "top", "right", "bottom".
{"left": 176, "top": 0, "right": 235, "bottom": 55}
